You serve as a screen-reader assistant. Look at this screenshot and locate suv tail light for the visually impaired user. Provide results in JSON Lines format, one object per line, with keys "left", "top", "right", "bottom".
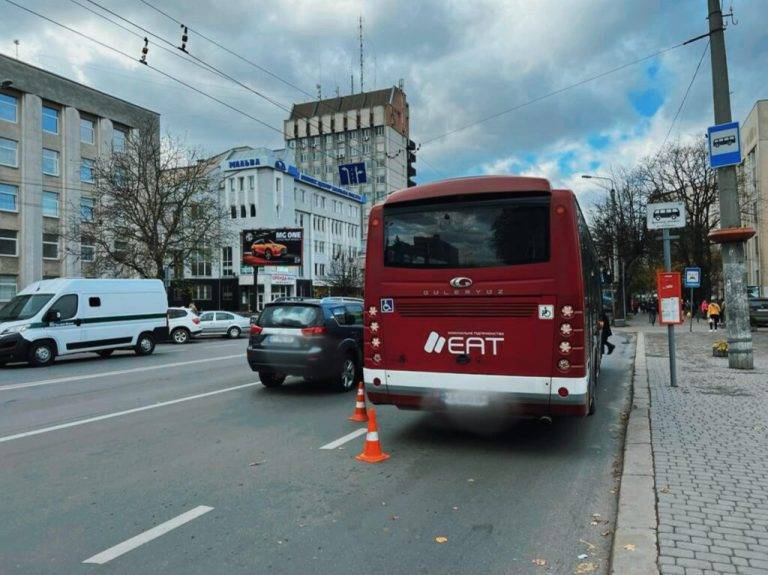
{"left": 249, "top": 325, "right": 263, "bottom": 335}
{"left": 301, "top": 326, "right": 326, "bottom": 336}
{"left": 192, "top": 317, "right": 201, "bottom": 325}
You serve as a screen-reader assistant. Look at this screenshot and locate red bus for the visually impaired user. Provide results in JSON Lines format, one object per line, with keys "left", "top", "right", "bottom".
{"left": 362, "top": 176, "right": 603, "bottom": 417}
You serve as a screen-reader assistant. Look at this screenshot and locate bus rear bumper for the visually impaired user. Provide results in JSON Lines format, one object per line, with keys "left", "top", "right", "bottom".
{"left": 364, "top": 368, "right": 589, "bottom": 417}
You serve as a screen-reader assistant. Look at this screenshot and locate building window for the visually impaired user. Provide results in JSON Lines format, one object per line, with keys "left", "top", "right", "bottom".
{"left": 81, "top": 158, "right": 95, "bottom": 182}
{"left": 276, "top": 177, "right": 281, "bottom": 193}
{"left": 222, "top": 246, "right": 234, "bottom": 276}
{"left": 193, "top": 284, "right": 212, "bottom": 301}
{"left": 80, "top": 118, "right": 95, "bottom": 144}
{"left": 375, "top": 126, "right": 384, "bottom": 136}
{"left": 377, "top": 175, "right": 386, "bottom": 184}
{"left": 113, "top": 128, "right": 127, "bottom": 152}
{"left": 0, "top": 230, "right": 18, "bottom": 256}
{"left": 42, "top": 191, "right": 60, "bottom": 218}
{"left": 81, "top": 235, "right": 95, "bottom": 262}
{"left": 288, "top": 140, "right": 295, "bottom": 149}
{"left": 230, "top": 205, "right": 237, "bottom": 219}
{"left": 43, "top": 148, "right": 60, "bottom": 176}
{"left": 249, "top": 175, "right": 255, "bottom": 190}
{"left": 229, "top": 178, "right": 235, "bottom": 192}
{"left": 238, "top": 176, "right": 244, "bottom": 191}
{"left": 42, "top": 106, "right": 59, "bottom": 134}
{"left": 240, "top": 205, "right": 246, "bottom": 218}
{"left": 0, "top": 183, "right": 18, "bottom": 211}
{"left": 43, "top": 233, "right": 59, "bottom": 259}
{"left": 250, "top": 204, "right": 256, "bottom": 217}
{"left": 321, "top": 197, "right": 326, "bottom": 209}
{"left": 191, "top": 246, "right": 212, "bottom": 276}
{"left": 0, "top": 94, "right": 18, "bottom": 123}
{"left": 0, "top": 274, "right": 16, "bottom": 302}
{"left": 0, "top": 137, "right": 17, "bottom": 167}
{"left": 81, "top": 196, "right": 94, "bottom": 221}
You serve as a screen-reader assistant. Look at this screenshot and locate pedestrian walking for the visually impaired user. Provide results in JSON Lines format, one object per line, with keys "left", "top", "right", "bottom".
{"left": 707, "top": 300, "right": 721, "bottom": 332}
{"left": 719, "top": 299, "right": 726, "bottom": 327}
{"left": 189, "top": 301, "right": 198, "bottom": 315}
{"left": 600, "top": 311, "right": 615, "bottom": 355}
{"left": 649, "top": 299, "right": 658, "bottom": 326}
{"left": 700, "top": 299, "right": 708, "bottom": 323}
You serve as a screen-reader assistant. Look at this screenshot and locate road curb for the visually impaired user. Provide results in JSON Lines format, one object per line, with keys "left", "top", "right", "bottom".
{"left": 610, "top": 331, "right": 659, "bottom": 575}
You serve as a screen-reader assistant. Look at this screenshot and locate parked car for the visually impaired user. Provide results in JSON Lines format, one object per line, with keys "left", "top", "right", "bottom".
{"left": 0, "top": 278, "right": 167, "bottom": 367}
{"left": 246, "top": 297, "right": 363, "bottom": 391}
{"left": 198, "top": 311, "right": 251, "bottom": 338}
{"left": 749, "top": 298, "right": 768, "bottom": 327}
{"left": 167, "top": 307, "right": 202, "bottom": 344}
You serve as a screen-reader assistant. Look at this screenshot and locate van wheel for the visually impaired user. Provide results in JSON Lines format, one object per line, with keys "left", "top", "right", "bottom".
{"left": 29, "top": 341, "right": 55, "bottom": 367}
{"left": 171, "top": 327, "right": 190, "bottom": 344}
{"left": 259, "top": 372, "right": 285, "bottom": 388}
{"left": 226, "top": 326, "right": 241, "bottom": 339}
{"left": 334, "top": 354, "right": 358, "bottom": 392}
{"left": 135, "top": 333, "right": 156, "bottom": 356}
{"left": 98, "top": 350, "right": 114, "bottom": 358}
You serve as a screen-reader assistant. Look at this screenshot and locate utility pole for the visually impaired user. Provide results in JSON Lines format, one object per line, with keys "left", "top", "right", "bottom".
{"left": 706, "top": 0, "right": 753, "bottom": 369}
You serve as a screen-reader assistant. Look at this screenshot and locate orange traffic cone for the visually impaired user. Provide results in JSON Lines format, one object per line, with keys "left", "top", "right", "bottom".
{"left": 356, "top": 408, "right": 390, "bottom": 463}
{"left": 348, "top": 382, "right": 369, "bottom": 422}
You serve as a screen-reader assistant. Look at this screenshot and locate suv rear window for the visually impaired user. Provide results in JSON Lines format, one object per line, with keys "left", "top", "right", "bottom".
{"left": 259, "top": 305, "right": 321, "bottom": 328}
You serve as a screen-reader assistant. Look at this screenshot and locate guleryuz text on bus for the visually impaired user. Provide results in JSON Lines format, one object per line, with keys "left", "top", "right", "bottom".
{"left": 362, "top": 176, "right": 603, "bottom": 417}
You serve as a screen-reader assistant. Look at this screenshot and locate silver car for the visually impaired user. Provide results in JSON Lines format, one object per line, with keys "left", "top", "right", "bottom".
{"left": 197, "top": 311, "right": 251, "bottom": 339}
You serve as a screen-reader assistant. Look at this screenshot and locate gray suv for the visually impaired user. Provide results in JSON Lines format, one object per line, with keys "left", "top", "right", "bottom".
{"left": 247, "top": 297, "right": 363, "bottom": 391}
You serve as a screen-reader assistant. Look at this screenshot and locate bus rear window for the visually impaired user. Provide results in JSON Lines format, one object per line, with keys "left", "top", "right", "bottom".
{"left": 384, "top": 195, "right": 550, "bottom": 268}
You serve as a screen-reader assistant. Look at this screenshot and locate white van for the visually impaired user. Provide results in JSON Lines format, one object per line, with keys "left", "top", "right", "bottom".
{"left": 0, "top": 278, "right": 168, "bottom": 367}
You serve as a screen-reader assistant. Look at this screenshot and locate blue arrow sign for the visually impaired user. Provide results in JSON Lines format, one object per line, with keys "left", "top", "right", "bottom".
{"left": 338, "top": 162, "right": 367, "bottom": 186}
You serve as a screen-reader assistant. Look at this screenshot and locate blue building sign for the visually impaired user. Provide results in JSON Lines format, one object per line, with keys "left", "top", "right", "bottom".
{"left": 338, "top": 162, "right": 367, "bottom": 186}
{"left": 707, "top": 121, "right": 741, "bottom": 169}
{"left": 228, "top": 158, "right": 261, "bottom": 169}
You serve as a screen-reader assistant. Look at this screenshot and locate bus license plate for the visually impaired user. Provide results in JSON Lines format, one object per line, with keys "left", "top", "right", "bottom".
{"left": 444, "top": 391, "right": 489, "bottom": 407}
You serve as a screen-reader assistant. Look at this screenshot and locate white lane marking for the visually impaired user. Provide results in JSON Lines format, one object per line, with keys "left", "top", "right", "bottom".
{"left": 319, "top": 428, "right": 367, "bottom": 450}
{"left": 83, "top": 505, "right": 214, "bottom": 564}
{"left": 0, "top": 354, "right": 244, "bottom": 392}
{"left": 0, "top": 382, "right": 258, "bottom": 444}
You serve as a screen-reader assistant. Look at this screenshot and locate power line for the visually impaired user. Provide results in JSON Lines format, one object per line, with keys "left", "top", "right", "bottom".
{"left": 419, "top": 39, "right": 696, "bottom": 147}
{"left": 655, "top": 39, "right": 710, "bottom": 157}
{"left": 135, "top": 0, "right": 440, "bottom": 182}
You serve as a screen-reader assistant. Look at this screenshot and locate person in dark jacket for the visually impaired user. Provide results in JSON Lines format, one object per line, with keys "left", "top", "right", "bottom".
{"left": 600, "top": 311, "right": 615, "bottom": 355}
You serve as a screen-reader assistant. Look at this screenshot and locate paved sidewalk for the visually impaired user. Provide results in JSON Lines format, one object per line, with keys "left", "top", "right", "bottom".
{"left": 643, "top": 324, "right": 768, "bottom": 575}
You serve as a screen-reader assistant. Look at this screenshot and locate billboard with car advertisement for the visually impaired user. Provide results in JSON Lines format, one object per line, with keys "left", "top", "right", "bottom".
{"left": 242, "top": 228, "right": 303, "bottom": 267}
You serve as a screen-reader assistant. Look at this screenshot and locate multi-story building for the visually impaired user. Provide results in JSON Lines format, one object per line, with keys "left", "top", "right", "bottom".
{"left": 740, "top": 99, "right": 768, "bottom": 297}
{"left": 283, "top": 86, "right": 416, "bottom": 245}
{"left": 168, "top": 147, "right": 364, "bottom": 311}
{"left": 0, "top": 54, "right": 158, "bottom": 302}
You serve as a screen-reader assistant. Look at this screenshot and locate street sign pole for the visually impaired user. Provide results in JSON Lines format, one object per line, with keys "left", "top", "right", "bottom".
{"left": 663, "top": 228, "right": 677, "bottom": 388}
{"left": 690, "top": 287, "right": 694, "bottom": 332}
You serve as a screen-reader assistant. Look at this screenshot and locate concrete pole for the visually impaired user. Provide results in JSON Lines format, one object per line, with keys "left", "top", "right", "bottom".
{"left": 707, "top": 0, "right": 753, "bottom": 369}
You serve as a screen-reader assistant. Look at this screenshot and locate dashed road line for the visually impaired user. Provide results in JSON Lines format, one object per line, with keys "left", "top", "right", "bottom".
{"left": 0, "top": 354, "right": 244, "bottom": 392}
{"left": 320, "top": 428, "right": 367, "bottom": 450}
{"left": 0, "top": 382, "right": 259, "bottom": 443}
{"left": 83, "top": 505, "right": 214, "bottom": 564}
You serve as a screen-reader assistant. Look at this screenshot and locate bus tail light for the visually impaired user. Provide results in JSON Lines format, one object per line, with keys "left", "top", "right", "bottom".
{"left": 558, "top": 386, "right": 569, "bottom": 397}
{"left": 301, "top": 326, "right": 326, "bottom": 336}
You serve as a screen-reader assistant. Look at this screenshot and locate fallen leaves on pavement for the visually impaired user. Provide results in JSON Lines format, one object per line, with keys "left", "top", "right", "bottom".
{"left": 574, "top": 561, "right": 597, "bottom": 574}
{"left": 623, "top": 543, "right": 636, "bottom": 551}
{"left": 435, "top": 536, "right": 448, "bottom": 544}
{"left": 532, "top": 558, "right": 547, "bottom": 567}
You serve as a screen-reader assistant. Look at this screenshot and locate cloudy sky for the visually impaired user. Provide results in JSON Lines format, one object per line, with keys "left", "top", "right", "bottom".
{"left": 2, "top": 0, "right": 767, "bottom": 203}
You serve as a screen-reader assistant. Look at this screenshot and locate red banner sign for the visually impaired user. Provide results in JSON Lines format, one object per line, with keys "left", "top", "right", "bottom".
{"left": 656, "top": 271, "right": 683, "bottom": 325}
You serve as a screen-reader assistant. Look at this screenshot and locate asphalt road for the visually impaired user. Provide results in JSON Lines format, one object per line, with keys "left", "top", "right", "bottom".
{"left": 0, "top": 333, "right": 633, "bottom": 574}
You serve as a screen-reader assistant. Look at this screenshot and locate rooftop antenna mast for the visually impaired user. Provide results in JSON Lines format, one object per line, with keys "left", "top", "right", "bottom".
{"left": 358, "top": 15, "right": 364, "bottom": 93}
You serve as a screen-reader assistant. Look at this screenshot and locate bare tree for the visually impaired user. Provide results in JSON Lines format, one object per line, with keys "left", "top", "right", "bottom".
{"left": 638, "top": 141, "right": 720, "bottom": 298}
{"left": 66, "top": 117, "right": 228, "bottom": 280}
{"left": 326, "top": 254, "right": 363, "bottom": 297}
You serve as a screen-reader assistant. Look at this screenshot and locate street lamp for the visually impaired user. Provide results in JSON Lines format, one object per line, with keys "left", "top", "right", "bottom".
{"left": 581, "top": 174, "right": 626, "bottom": 326}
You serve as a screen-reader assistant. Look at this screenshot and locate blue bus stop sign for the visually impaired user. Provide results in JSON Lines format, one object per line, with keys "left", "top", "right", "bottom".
{"left": 683, "top": 267, "right": 701, "bottom": 288}
{"left": 707, "top": 122, "right": 741, "bottom": 168}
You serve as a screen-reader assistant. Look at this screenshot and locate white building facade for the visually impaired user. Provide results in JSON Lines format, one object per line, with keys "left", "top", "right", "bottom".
{"left": 170, "top": 147, "right": 364, "bottom": 311}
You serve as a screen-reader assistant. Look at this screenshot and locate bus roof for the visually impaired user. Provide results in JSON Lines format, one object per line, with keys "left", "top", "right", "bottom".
{"left": 384, "top": 175, "right": 551, "bottom": 205}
